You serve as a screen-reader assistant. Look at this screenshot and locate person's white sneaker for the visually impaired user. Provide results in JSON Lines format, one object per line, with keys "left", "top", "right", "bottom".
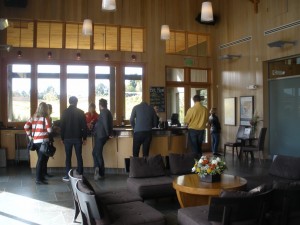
{"left": 62, "top": 176, "right": 70, "bottom": 182}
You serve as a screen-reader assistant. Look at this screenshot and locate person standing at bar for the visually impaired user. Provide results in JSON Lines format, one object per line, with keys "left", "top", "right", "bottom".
{"left": 92, "top": 99, "right": 113, "bottom": 180}
{"left": 60, "top": 96, "right": 87, "bottom": 182}
{"left": 130, "top": 101, "right": 157, "bottom": 157}
{"left": 24, "top": 102, "right": 52, "bottom": 185}
{"left": 184, "top": 95, "right": 208, "bottom": 157}
{"left": 207, "top": 107, "right": 221, "bottom": 156}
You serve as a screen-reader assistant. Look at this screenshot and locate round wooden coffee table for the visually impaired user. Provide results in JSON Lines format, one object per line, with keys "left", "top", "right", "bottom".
{"left": 173, "top": 174, "right": 247, "bottom": 208}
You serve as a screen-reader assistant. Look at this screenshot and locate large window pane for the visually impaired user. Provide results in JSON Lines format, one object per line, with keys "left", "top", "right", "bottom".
{"left": 7, "top": 64, "right": 31, "bottom": 122}
{"left": 95, "top": 66, "right": 116, "bottom": 119}
{"left": 37, "top": 22, "right": 63, "bottom": 48}
{"left": 167, "top": 87, "right": 185, "bottom": 124}
{"left": 37, "top": 65, "right": 61, "bottom": 120}
{"left": 66, "top": 23, "right": 90, "bottom": 49}
{"left": 124, "top": 67, "right": 143, "bottom": 119}
{"left": 191, "top": 69, "right": 208, "bottom": 82}
{"left": 166, "top": 68, "right": 184, "bottom": 82}
{"left": 7, "top": 20, "right": 34, "bottom": 48}
{"left": 67, "top": 65, "right": 89, "bottom": 112}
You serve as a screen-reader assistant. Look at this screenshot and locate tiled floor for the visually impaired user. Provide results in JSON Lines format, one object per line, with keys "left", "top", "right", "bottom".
{"left": 0, "top": 155, "right": 272, "bottom": 225}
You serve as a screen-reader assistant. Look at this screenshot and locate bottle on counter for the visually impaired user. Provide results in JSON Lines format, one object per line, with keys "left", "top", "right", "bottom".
{"left": 121, "top": 116, "right": 125, "bottom": 126}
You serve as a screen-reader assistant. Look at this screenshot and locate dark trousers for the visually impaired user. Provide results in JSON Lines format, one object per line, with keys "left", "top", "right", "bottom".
{"left": 35, "top": 143, "right": 47, "bottom": 181}
{"left": 64, "top": 139, "right": 83, "bottom": 176}
{"left": 133, "top": 131, "right": 152, "bottom": 157}
{"left": 211, "top": 132, "right": 220, "bottom": 154}
{"left": 92, "top": 137, "right": 108, "bottom": 176}
{"left": 42, "top": 156, "right": 49, "bottom": 176}
{"left": 188, "top": 129, "right": 205, "bottom": 156}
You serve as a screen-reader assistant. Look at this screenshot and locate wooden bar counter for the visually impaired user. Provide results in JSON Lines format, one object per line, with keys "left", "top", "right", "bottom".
{"left": 27, "top": 126, "right": 188, "bottom": 170}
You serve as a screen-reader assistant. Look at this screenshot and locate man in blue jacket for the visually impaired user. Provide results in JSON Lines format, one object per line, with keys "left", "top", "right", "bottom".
{"left": 93, "top": 98, "right": 113, "bottom": 180}
{"left": 130, "top": 101, "right": 157, "bottom": 157}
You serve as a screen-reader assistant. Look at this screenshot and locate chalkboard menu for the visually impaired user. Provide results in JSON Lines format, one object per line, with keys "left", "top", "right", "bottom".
{"left": 150, "top": 87, "right": 165, "bottom": 112}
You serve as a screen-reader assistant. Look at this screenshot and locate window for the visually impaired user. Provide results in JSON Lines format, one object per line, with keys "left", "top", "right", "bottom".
{"left": 167, "top": 87, "right": 185, "bottom": 124}
{"left": 166, "top": 68, "right": 211, "bottom": 143}
{"left": 166, "top": 68, "right": 184, "bottom": 82}
{"left": 6, "top": 20, "right": 34, "bottom": 48}
{"left": 124, "top": 67, "right": 143, "bottom": 119}
{"left": 67, "top": 65, "right": 89, "bottom": 112}
{"left": 65, "top": 23, "right": 90, "bottom": 49}
{"left": 93, "top": 25, "right": 118, "bottom": 50}
{"left": 37, "top": 22, "right": 63, "bottom": 48}
{"left": 7, "top": 64, "right": 31, "bottom": 122}
{"left": 95, "top": 66, "right": 116, "bottom": 118}
{"left": 166, "top": 31, "right": 210, "bottom": 56}
{"left": 120, "top": 27, "right": 144, "bottom": 52}
{"left": 37, "top": 65, "right": 61, "bottom": 120}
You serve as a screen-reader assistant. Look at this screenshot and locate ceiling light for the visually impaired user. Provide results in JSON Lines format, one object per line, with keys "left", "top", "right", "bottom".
{"left": 219, "top": 54, "right": 242, "bottom": 60}
{"left": 201, "top": 1, "right": 214, "bottom": 22}
{"left": 102, "top": 0, "right": 116, "bottom": 11}
{"left": 0, "top": 18, "right": 9, "bottom": 30}
{"left": 267, "top": 41, "right": 296, "bottom": 48}
{"left": 82, "top": 19, "right": 93, "bottom": 36}
{"left": 161, "top": 25, "right": 170, "bottom": 40}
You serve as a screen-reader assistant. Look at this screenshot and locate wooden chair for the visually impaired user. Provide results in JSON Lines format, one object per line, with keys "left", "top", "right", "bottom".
{"left": 223, "top": 126, "right": 245, "bottom": 157}
{"left": 240, "top": 128, "right": 267, "bottom": 163}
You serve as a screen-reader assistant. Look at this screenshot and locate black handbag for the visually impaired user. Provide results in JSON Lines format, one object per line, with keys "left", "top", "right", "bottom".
{"left": 39, "top": 141, "right": 56, "bottom": 157}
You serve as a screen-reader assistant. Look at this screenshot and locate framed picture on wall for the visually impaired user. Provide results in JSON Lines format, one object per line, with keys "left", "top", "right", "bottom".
{"left": 224, "top": 97, "right": 236, "bottom": 125}
{"left": 240, "top": 96, "right": 254, "bottom": 126}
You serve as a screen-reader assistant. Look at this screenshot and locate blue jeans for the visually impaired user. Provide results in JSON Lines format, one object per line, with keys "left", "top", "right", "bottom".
{"left": 188, "top": 129, "right": 205, "bottom": 156}
{"left": 64, "top": 139, "right": 83, "bottom": 176}
{"left": 211, "top": 132, "right": 220, "bottom": 154}
{"left": 92, "top": 137, "right": 108, "bottom": 176}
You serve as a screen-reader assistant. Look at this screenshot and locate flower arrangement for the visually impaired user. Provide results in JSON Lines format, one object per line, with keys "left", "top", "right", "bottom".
{"left": 192, "top": 156, "right": 227, "bottom": 177}
{"left": 250, "top": 112, "right": 260, "bottom": 128}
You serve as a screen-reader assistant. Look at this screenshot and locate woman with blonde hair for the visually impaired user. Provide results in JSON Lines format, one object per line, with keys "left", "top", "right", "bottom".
{"left": 24, "top": 102, "right": 52, "bottom": 185}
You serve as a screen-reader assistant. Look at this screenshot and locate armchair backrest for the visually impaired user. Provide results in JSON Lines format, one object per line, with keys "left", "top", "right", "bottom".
{"left": 75, "top": 180, "right": 101, "bottom": 225}
{"left": 208, "top": 190, "right": 273, "bottom": 225}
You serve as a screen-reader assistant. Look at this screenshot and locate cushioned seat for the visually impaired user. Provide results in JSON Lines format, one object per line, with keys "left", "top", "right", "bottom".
{"left": 178, "top": 205, "right": 212, "bottom": 225}
{"left": 127, "top": 176, "right": 175, "bottom": 199}
{"left": 95, "top": 188, "right": 142, "bottom": 205}
{"left": 107, "top": 201, "right": 165, "bottom": 225}
{"left": 76, "top": 179, "right": 165, "bottom": 225}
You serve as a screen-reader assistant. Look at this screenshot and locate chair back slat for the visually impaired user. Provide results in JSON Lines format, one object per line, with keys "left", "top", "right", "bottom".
{"left": 258, "top": 128, "right": 267, "bottom": 150}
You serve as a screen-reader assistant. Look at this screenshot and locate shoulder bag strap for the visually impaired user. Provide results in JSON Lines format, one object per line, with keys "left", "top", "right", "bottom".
{"left": 31, "top": 118, "right": 38, "bottom": 138}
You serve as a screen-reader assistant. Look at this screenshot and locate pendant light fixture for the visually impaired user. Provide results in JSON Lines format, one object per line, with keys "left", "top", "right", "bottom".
{"left": 82, "top": 0, "right": 93, "bottom": 35}
{"left": 102, "top": 0, "right": 116, "bottom": 11}
{"left": 161, "top": 0, "right": 170, "bottom": 40}
{"left": 201, "top": 1, "right": 214, "bottom": 22}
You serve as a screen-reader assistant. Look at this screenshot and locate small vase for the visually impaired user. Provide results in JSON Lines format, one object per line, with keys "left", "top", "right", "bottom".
{"left": 200, "top": 174, "right": 221, "bottom": 183}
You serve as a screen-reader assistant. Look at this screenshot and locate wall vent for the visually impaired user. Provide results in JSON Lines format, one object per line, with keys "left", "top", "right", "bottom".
{"left": 219, "top": 36, "right": 252, "bottom": 49}
{"left": 264, "top": 20, "right": 300, "bottom": 36}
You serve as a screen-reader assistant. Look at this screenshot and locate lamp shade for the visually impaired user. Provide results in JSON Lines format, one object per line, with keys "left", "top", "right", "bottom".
{"left": 201, "top": 1, "right": 214, "bottom": 22}
{"left": 161, "top": 25, "right": 170, "bottom": 40}
{"left": 82, "top": 19, "right": 93, "bottom": 36}
{"left": 102, "top": 0, "right": 116, "bottom": 11}
{"left": 0, "top": 18, "right": 9, "bottom": 30}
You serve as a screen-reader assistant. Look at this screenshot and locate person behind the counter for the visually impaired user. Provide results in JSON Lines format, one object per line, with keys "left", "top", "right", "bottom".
{"left": 153, "top": 105, "right": 160, "bottom": 128}
{"left": 85, "top": 103, "right": 99, "bottom": 135}
{"left": 130, "top": 101, "right": 157, "bottom": 157}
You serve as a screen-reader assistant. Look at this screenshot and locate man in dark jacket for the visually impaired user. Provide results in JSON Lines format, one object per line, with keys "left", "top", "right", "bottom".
{"left": 130, "top": 101, "right": 157, "bottom": 157}
{"left": 93, "top": 98, "right": 113, "bottom": 180}
{"left": 61, "top": 96, "right": 87, "bottom": 182}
